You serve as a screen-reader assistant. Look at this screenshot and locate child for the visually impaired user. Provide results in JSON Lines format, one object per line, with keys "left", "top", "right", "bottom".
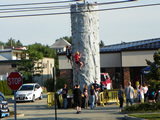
{"left": 74, "top": 51, "right": 83, "bottom": 72}
{"left": 83, "top": 85, "right": 89, "bottom": 108}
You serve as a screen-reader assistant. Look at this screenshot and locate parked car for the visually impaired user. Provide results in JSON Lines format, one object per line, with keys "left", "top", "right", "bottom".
{"left": 101, "top": 73, "right": 112, "bottom": 90}
{"left": 0, "top": 92, "right": 10, "bottom": 118}
{"left": 16, "top": 83, "right": 43, "bottom": 102}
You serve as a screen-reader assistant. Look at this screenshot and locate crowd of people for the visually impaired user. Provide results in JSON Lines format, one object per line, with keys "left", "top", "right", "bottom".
{"left": 118, "top": 82, "right": 160, "bottom": 112}
{"left": 56, "top": 81, "right": 160, "bottom": 114}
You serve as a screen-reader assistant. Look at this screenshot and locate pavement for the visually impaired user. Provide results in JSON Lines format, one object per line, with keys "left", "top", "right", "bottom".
{"left": 4, "top": 104, "right": 125, "bottom": 120}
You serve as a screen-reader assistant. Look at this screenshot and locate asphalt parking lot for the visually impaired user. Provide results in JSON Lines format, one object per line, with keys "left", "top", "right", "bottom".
{"left": 4, "top": 94, "right": 125, "bottom": 120}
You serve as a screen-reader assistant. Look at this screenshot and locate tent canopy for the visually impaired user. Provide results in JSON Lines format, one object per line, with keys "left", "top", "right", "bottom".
{"left": 141, "top": 66, "right": 150, "bottom": 74}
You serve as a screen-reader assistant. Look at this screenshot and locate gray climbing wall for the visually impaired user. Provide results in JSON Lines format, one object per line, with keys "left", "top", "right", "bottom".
{"left": 71, "top": 3, "right": 100, "bottom": 89}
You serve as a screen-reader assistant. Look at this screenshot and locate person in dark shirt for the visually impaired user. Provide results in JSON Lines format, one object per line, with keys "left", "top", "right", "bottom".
{"left": 100, "top": 81, "right": 105, "bottom": 92}
{"left": 62, "top": 84, "right": 68, "bottom": 109}
{"left": 73, "top": 84, "right": 82, "bottom": 114}
{"left": 92, "top": 80, "right": 100, "bottom": 107}
{"left": 118, "top": 85, "right": 124, "bottom": 112}
{"left": 90, "top": 85, "right": 95, "bottom": 109}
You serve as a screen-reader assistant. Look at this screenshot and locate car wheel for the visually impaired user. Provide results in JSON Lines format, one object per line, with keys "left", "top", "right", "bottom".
{"left": 32, "top": 95, "right": 35, "bottom": 102}
{"left": 39, "top": 93, "right": 43, "bottom": 100}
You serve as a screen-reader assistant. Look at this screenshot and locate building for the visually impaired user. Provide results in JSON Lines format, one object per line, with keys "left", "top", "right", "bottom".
{"left": 58, "top": 38, "right": 160, "bottom": 89}
{"left": 0, "top": 47, "right": 54, "bottom": 86}
{"left": 50, "top": 38, "right": 71, "bottom": 53}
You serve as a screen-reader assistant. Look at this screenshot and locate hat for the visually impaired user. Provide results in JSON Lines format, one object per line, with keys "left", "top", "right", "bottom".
{"left": 95, "top": 80, "right": 97, "bottom": 82}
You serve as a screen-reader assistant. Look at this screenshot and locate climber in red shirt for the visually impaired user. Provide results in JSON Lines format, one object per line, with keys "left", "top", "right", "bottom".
{"left": 74, "top": 51, "right": 83, "bottom": 72}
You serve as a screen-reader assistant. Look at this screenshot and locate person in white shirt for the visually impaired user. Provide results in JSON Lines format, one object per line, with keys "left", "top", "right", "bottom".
{"left": 143, "top": 83, "right": 148, "bottom": 102}
{"left": 125, "top": 82, "right": 135, "bottom": 106}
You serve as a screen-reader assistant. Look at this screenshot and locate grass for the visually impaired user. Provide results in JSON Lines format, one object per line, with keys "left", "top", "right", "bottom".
{"left": 5, "top": 95, "right": 13, "bottom": 99}
{"left": 129, "top": 113, "right": 160, "bottom": 120}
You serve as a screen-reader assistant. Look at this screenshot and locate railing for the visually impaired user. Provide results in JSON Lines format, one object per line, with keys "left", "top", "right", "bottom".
{"left": 99, "top": 89, "right": 137, "bottom": 106}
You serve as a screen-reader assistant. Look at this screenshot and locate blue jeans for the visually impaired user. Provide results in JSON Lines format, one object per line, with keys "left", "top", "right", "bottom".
{"left": 90, "top": 95, "right": 95, "bottom": 109}
{"left": 63, "top": 98, "right": 67, "bottom": 108}
{"left": 126, "top": 98, "right": 133, "bottom": 106}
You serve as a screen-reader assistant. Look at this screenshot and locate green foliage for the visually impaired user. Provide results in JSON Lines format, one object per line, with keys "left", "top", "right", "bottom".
{"left": 56, "top": 77, "right": 67, "bottom": 90}
{"left": 5, "top": 38, "right": 23, "bottom": 47}
{"left": 123, "top": 102, "right": 160, "bottom": 112}
{"left": 56, "top": 36, "right": 72, "bottom": 44}
{"left": 145, "top": 49, "right": 160, "bottom": 91}
{"left": 99, "top": 40, "right": 105, "bottom": 48}
{"left": 129, "top": 113, "right": 160, "bottom": 120}
{"left": 0, "top": 80, "right": 13, "bottom": 95}
{"left": 0, "top": 41, "right": 4, "bottom": 46}
{"left": 43, "top": 77, "right": 67, "bottom": 92}
{"left": 43, "top": 78, "right": 54, "bottom": 92}
{"left": 16, "top": 43, "right": 56, "bottom": 83}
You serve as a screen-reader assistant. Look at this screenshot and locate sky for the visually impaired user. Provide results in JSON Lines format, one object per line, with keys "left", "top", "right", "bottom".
{"left": 0, "top": 0, "right": 160, "bottom": 46}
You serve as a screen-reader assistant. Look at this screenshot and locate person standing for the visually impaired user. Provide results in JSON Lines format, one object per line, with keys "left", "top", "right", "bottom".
{"left": 125, "top": 82, "right": 135, "bottom": 106}
{"left": 143, "top": 83, "right": 148, "bottom": 102}
{"left": 156, "top": 87, "right": 160, "bottom": 102}
{"left": 62, "top": 84, "right": 68, "bottom": 109}
{"left": 83, "top": 85, "right": 89, "bottom": 108}
{"left": 100, "top": 81, "right": 105, "bottom": 92}
{"left": 92, "top": 80, "right": 100, "bottom": 107}
{"left": 137, "top": 85, "right": 144, "bottom": 104}
{"left": 118, "top": 85, "right": 124, "bottom": 112}
{"left": 73, "top": 84, "right": 82, "bottom": 114}
{"left": 56, "top": 88, "right": 63, "bottom": 108}
{"left": 90, "top": 85, "right": 95, "bottom": 109}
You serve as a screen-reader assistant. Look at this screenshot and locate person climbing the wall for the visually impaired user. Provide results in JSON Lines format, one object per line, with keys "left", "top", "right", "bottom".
{"left": 73, "top": 51, "right": 83, "bottom": 72}
{"left": 66, "top": 45, "right": 72, "bottom": 67}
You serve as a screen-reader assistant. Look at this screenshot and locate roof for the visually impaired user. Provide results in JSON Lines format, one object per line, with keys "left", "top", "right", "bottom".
{"left": 0, "top": 55, "right": 9, "bottom": 61}
{"left": 100, "top": 38, "right": 160, "bottom": 53}
{"left": 50, "top": 38, "right": 71, "bottom": 49}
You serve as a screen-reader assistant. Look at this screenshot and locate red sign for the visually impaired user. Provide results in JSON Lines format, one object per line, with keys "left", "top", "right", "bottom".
{"left": 7, "top": 72, "right": 23, "bottom": 90}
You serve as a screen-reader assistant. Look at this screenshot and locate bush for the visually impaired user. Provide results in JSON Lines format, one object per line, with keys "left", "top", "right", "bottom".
{"left": 43, "top": 78, "right": 54, "bottom": 92}
{"left": 43, "top": 77, "right": 67, "bottom": 92}
{"left": 56, "top": 77, "right": 67, "bottom": 90}
{"left": 0, "top": 80, "right": 13, "bottom": 95}
{"left": 123, "top": 102, "right": 160, "bottom": 112}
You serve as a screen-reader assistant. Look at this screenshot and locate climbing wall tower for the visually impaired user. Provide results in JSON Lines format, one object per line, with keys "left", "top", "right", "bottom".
{"left": 71, "top": 3, "right": 100, "bottom": 89}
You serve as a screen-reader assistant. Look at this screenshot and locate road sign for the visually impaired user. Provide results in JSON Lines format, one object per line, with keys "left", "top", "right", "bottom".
{"left": 7, "top": 72, "right": 23, "bottom": 91}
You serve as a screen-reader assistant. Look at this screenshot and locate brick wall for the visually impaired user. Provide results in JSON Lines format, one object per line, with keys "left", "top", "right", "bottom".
{"left": 60, "top": 69, "right": 73, "bottom": 89}
{"left": 123, "top": 67, "right": 130, "bottom": 88}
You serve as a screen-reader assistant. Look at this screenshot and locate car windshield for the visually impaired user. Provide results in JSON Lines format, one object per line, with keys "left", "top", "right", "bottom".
{"left": 101, "top": 74, "right": 106, "bottom": 81}
{"left": 0, "top": 95, "right": 6, "bottom": 103}
{"left": 19, "top": 85, "right": 34, "bottom": 91}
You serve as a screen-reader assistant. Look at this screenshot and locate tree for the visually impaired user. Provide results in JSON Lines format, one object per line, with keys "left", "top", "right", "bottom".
{"left": 16, "top": 40, "right": 23, "bottom": 47}
{"left": 145, "top": 49, "right": 160, "bottom": 91}
{"left": 16, "top": 43, "right": 56, "bottom": 83}
{"left": 0, "top": 41, "right": 4, "bottom": 46}
{"left": 5, "top": 38, "right": 16, "bottom": 47}
{"left": 56, "top": 36, "right": 72, "bottom": 44}
{"left": 5, "top": 38, "right": 23, "bottom": 47}
{"left": 99, "top": 40, "right": 105, "bottom": 48}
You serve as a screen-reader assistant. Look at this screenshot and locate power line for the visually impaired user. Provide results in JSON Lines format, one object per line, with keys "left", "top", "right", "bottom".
{"left": 0, "top": 3, "right": 159, "bottom": 18}
{"left": 0, "top": 5, "right": 70, "bottom": 11}
{"left": 0, "top": 0, "right": 134, "bottom": 12}
{"left": 0, "top": 0, "right": 81, "bottom": 7}
{"left": 0, "top": 7, "right": 69, "bottom": 14}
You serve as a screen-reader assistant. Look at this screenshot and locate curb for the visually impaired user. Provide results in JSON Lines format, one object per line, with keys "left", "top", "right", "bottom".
{"left": 124, "top": 114, "right": 147, "bottom": 120}
{"left": 10, "top": 113, "right": 25, "bottom": 117}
